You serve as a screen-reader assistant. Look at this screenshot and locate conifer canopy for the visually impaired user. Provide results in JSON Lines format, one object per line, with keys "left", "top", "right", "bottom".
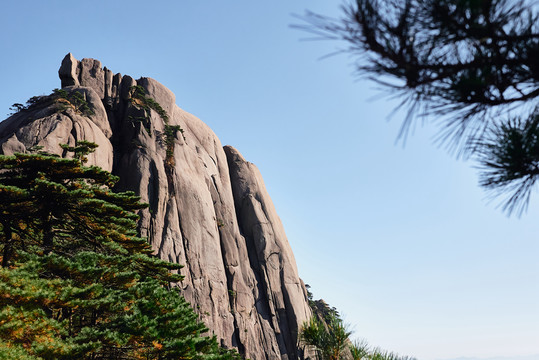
{"left": 0, "top": 142, "right": 241, "bottom": 360}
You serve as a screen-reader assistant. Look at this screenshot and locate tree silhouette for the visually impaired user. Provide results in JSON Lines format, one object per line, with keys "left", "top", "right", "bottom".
{"left": 298, "top": 0, "right": 539, "bottom": 215}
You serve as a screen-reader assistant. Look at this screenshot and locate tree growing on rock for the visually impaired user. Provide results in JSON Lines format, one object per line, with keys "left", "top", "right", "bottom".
{"left": 0, "top": 142, "right": 241, "bottom": 360}
{"left": 298, "top": 0, "right": 539, "bottom": 215}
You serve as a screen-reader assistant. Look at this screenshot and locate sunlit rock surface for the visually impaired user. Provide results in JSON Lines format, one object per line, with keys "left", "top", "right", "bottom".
{"left": 0, "top": 53, "right": 312, "bottom": 360}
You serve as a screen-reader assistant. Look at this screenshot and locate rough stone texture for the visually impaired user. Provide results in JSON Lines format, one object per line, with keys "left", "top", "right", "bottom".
{"left": 0, "top": 86, "right": 113, "bottom": 171}
{"left": 0, "top": 54, "right": 313, "bottom": 360}
{"left": 225, "top": 145, "right": 312, "bottom": 358}
{"left": 58, "top": 53, "right": 80, "bottom": 87}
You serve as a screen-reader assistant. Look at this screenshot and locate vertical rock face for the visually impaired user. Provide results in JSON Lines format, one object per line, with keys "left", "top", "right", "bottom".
{"left": 0, "top": 54, "right": 312, "bottom": 360}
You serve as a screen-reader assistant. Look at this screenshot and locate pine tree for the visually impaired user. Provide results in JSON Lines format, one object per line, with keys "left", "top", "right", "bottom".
{"left": 0, "top": 143, "right": 241, "bottom": 360}
{"left": 298, "top": 0, "right": 539, "bottom": 214}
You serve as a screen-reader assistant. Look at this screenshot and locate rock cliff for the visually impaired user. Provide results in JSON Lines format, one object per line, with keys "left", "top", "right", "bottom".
{"left": 0, "top": 54, "right": 312, "bottom": 360}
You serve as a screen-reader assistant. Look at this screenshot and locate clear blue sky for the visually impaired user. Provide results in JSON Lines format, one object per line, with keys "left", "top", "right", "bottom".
{"left": 1, "top": 2, "right": 538, "bottom": 360}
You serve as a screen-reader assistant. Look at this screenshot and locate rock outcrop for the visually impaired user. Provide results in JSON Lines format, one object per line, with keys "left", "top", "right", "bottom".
{"left": 0, "top": 54, "right": 312, "bottom": 360}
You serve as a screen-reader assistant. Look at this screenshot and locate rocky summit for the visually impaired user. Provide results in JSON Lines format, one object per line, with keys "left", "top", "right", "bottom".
{"left": 0, "top": 54, "right": 312, "bottom": 360}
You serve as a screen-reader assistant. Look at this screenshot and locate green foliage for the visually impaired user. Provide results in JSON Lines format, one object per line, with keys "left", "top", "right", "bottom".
{"left": 26, "top": 95, "right": 47, "bottom": 107}
{"left": 52, "top": 88, "right": 94, "bottom": 116}
{"left": 130, "top": 85, "right": 169, "bottom": 123}
{"left": 7, "top": 95, "right": 48, "bottom": 116}
{"left": 129, "top": 115, "right": 152, "bottom": 135}
{"left": 0, "top": 339, "right": 41, "bottom": 360}
{"left": 60, "top": 140, "right": 99, "bottom": 163}
{"left": 7, "top": 88, "right": 93, "bottom": 117}
{"left": 304, "top": 286, "right": 340, "bottom": 325}
{"left": 349, "top": 340, "right": 370, "bottom": 360}
{"left": 301, "top": 315, "right": 350, "bottom": 360}
{"left": 305, "top": 283, "right": 316, "bottom": 309}
{"left": 129, "top": 85, "right": 186, "bottom": 170}
{"left": 476, "top": 113, "right": 539, "bottom": 215}
{"left": 369, "top": 348, "right": 416, "bottom": 360}
{"left": 0, "top": 142, "right": 241, "bottom": 360}
{"left": 164, "top": 125, "right": 184, "bottom": 158}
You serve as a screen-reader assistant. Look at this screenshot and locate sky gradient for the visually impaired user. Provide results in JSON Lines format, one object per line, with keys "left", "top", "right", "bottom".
{"left": 1, "top": 2, "right": 538, "bottom": 360}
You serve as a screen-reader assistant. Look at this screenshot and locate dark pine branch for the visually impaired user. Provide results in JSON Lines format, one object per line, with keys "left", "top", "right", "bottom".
{"left": 295, "top": 0, "right": 539, "bottom": 214}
